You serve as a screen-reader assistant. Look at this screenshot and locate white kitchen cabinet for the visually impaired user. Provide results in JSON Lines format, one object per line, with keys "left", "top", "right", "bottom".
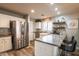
{"left": 0, "top": 20, "right": 9, "bottom": 28}
{"left": 0, "top": 14, "right": 10, "bottom": 28}
{"left": 4, "top": 37, "right": 12, "bottom": 51}
{"left": 0, "top": 36, "right": 12, "bottom": 52}
{"left": 0, "top": 13, "right": 26, "bottom": 28}
{"left": 0, "top": 39, "right": 4, "bottom": 52}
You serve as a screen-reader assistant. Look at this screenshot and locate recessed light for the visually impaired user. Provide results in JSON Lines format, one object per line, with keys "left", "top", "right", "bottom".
{"left": 55, "top": 8, "right": 58, "bottom": 11}
{"left": 57, "top": 11, "right": 60, "bottom": 15}
{"left": 31, "top": 9, "right": 35, "bottom": 13}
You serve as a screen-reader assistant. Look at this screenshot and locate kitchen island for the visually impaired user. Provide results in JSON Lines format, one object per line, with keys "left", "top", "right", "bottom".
{"left": 35, "top": 32, "right": 66, "bottom": 56}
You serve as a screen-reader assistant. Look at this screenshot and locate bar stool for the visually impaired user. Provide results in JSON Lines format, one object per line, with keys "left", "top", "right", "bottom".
{"left": 60, "top": 36, "right": 77, "bottom": 56}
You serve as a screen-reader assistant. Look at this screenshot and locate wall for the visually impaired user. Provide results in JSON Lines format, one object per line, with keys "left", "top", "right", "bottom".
{"left": 28, "top": 17, "right": 34, "bottom": 42}
{"left": 29, "top": 20, "right": 34, "bottom": 41}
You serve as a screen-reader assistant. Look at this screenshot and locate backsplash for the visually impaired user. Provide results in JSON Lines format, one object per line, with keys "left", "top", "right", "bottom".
{"left": 0, "top": 28, "right": 11, "bottom": 35}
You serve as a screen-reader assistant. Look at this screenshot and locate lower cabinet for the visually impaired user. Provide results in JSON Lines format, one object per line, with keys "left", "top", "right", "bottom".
{"left": 0, "top": 36, "right": 12, "bottom": 52}
{"left": 0, "top": 39, "right": 4, "bottom": 52}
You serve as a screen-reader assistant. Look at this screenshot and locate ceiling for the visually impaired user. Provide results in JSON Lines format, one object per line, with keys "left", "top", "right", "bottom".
{"left": 0, "top": 3, "right": 79, "bottom": 19}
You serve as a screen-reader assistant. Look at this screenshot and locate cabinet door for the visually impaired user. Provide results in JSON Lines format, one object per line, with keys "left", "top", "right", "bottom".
{"left": 0, "top": 39, "right": 4, "bottom": 52}
{"left": 0, "top": 15, "right": 9, "bottom": 28}
{"left": 8, "top": 38, "right": 12, "bottom": 50}
{"left": 4, "top": 37, "right": 12, "bottom": 51}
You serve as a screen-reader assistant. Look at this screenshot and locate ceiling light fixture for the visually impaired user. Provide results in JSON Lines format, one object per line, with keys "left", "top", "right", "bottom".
{"left": 55, "top": 8, "right": 58, "bottom": 11}
{"left": 31, "top": 9, "right": 35, "bottom": 13}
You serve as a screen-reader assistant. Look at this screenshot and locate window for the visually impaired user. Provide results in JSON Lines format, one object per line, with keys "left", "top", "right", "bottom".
{"left": 42, "top": 21, "right": 48, "bottom": 31}
{"left": 42, "top": 20, "right": 53, "bottom": 32}
{"left": 35, "top": 22, "right": 42, "bottom": 29}
{"left": 47, "top": 21, "right": 53, "bottom": 31}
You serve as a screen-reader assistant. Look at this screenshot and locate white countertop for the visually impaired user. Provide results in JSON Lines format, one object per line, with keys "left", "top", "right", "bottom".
{"left": 36, "top": 32, "right": 66, "bottom": 47}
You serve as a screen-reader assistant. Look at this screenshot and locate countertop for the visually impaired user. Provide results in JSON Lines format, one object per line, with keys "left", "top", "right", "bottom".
{"left": 0, "top": 35, "right": 11, "bottom": 37}
{"left": 35, "top": 32, "right": 66, "bottom": 47}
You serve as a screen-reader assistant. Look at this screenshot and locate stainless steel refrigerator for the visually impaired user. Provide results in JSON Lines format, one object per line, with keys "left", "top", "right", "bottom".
{"left": 10, "top": 21, "right": 29, "bottom": 50}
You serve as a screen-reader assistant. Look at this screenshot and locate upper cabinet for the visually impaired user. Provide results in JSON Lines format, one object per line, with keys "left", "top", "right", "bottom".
{"left": 0, "top": 14, "right": 10, "bottom": 28}
{"left": 0, "top": 14, "right": 25, "bottom": 28}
